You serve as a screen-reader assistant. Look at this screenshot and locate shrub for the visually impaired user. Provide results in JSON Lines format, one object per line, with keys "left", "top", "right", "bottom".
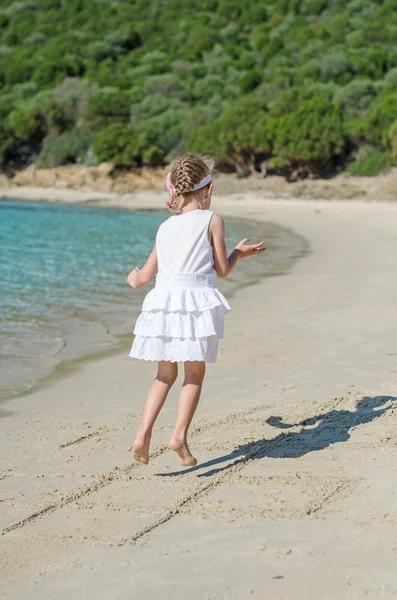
{"left": 319, "top": 51, "right": 354, "bottom": 85}
{"left": 176, "top": 60, "right": 207, "bottom": 79}
{"left": 239, "top": 69, "right": 263, "bottom": 94}
{"left": 0, "top": 44, "right": 13, "bottom": 58}
{"left": 347, "top": 147, "right": 389, "bottom": 176}
{"left": 334, "top": 80, "right": 378, "bottom": 115}
{"left": 85, "top": 41, "right": 112, "bottom": 62}
{"left": 183, "top": 104, "right": 222, "bottom": 138}
{"left": 37, "top": 130, "right": 92, "bottom": 168}
{"left": 86, "top": 90, "right": 131, "bottom": 128}
{"left": 184, "top": 26, "right": 219, "bottom": 58}
{"left": 3, "top": 2, "right": 38, "bottom": 17}
{"left": 251, "top": 24, "right": 270, "bottom": 53}
{"left": 128, "top": 87, "right": 145, "bottom": 105}
{"left": 104, "top": 30, "right": 142, "bottom": 57}
{"left": 294, "top": 59, "right": 321, "bottom": 84}
{"left": 93, "top": 123, "right": 142, "bottom": 167}
{"left": 8, "top": 107, "right": 45, "bottom": 144}
{"left": 141, "top": 51, "right": 168, "bottom": 66}
{"left": 144, "top": 74, "right": 187, "bottom": 99}
{"left": 204, "top": 44, "right": 231, "bottom": 76}
{"left": 44, "top": 100, "right": 70, "bottom": 134}
{"left": 193, "top": 74, "right": 225, "bottom": 102}
{"left": 103, "top": 28, "right": 141, "bottom": 55}
{"left": 235, "top": 51, "right": 257, "bottom": 71}
{"left": 385, "top": 67, "right": 397, "bottom": 84}
{"left": 349, "top": 48, "right": 387, "bottom": 80}
{"left": 130, "top": 96, "right": 185, "bottom": 124}
{"left": 268, "top": 84, "right": 337, "bottom": 118}
{"left": 345, "top": 30, "right": 365, "bottom": 48}
{"left": 136, "top": 106, "right": 189, "bottom": 155}
{"left": 0, "top": 52, "right": 33, "bottom": 84}
{"left": 135, "top": 52, "right": 169, "bottom": 76}
{"left": 143, "top": 146, "right": 166, "bottom": 167}
{"left": 300, "top": 39, "right": 324, "bottom": 62}
{"left": 0, "top": 13, "right": 9, "bottom": 30}
{"left": 17, "top": 90, "right": 53, "bottom": 113}
{"left": 259, "top": 37, "right": 284, "bottom": 65}
{"left": 33, "top": 59, "right": 83, "bottom": 88}
{"left": 53, "top": 77, "right": 99, "bottom": 122}
{"left": 273, "top": 97, "right": 345, "bottom": 170}
{"left": 365, "top": 94, "right": 397, "bottom": 145}
{"left": 2, "top": 8, "right": 38, "bottom": 46}
{"left": 300, "top": 0, "right": 327, "bottom": 15}
{"left": 0, "top": 126, "right": 18, "bottom": 165}
{"left": 387, "top": 120, "right": 397, "bottom": 165}
{"left": 189, "top": 94, "right": 269, "bottom": 167}
{"left": 240, "top": 4, "right": 270, "bottom": 25}
{"left": 268, "top": 156, "right": 287, "bottom": 169}
{"left": 8, "top": 82, "right": 38, "bottom": 102}
{"left": 23, "top": 31, "right": 47, "bottom": 47}
{"left": 343, "top": 116, "right": 368, "bottom": 145}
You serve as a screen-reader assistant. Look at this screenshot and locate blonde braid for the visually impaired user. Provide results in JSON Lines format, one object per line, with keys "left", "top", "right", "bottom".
{"left": 167, "top": 154, "right": 214, "bottom": 212}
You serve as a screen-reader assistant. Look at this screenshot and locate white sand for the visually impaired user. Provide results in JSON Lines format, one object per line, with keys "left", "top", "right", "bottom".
{"left": 1, "top": 195, "right": 397, "bottom": 599}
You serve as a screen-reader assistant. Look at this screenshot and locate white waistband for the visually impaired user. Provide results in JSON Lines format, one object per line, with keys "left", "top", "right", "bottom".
{"left": 155, "top": 273, "right": 215, "bottom": 288}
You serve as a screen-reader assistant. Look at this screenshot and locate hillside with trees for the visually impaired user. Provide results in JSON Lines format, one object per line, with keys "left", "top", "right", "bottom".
{"left": 0, "top": 0, "right": 397, "bottom": 178}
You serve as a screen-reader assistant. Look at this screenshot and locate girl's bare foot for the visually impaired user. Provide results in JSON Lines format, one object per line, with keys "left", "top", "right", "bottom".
{"left": 168, "top": 438, "right": 197, "bottom": 467}
{"left": 133, "top": 436, "right": 150, "bottom": 465}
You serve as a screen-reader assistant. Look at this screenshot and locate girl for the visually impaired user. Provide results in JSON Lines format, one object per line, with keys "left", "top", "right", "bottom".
{"left": 127, "top": 154, "right": 265, "bottom": 467}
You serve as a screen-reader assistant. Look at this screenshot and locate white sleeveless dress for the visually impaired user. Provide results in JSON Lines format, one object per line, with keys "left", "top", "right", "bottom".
{"left": 129, "top": 209, "right": 231, "bottom": 363}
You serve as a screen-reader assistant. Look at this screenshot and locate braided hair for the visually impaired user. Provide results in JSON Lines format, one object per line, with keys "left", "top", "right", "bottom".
{"left": 168, "top": 154, "right": 214, "bottom": 211}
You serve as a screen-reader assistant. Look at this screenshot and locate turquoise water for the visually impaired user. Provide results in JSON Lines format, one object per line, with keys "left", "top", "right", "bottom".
{"left": 1, "top": 201, "right": 169, "bottom": 398}
{"left": 1, "top": 199, "right": 305, "bottom": 401}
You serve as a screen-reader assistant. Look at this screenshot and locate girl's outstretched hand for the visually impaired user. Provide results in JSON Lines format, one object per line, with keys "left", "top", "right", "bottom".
{"left": 127, "top": 267, "right": 140, "bottom": 288}
{"left": 235, "top": 238, "right": 266, "bottom": 258}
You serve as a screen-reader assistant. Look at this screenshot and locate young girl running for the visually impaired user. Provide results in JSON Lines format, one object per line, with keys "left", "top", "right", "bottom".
{"left": 127, "top": 154, "right": 265, "bottom": 467}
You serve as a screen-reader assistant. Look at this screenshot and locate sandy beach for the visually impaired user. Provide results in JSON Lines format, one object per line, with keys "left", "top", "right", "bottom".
{"left": 1, "top": 193, "right": 397, "bottom": 599}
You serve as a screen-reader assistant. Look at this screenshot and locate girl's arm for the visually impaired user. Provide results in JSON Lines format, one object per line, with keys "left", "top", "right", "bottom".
{"left": 210, "top": 214, "right": 266, "bottom": 278}
{"left": 127, "top": 246, "right": 158, "bottom": 289}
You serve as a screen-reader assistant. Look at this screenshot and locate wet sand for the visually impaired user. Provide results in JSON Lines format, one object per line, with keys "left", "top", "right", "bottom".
{"left": 1, "top": 196, "right": 397, "bottom": 599}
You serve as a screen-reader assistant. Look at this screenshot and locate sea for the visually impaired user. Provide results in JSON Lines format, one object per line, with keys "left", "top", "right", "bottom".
{"left": 0, "top": 199, "right": 308, "bottom": 402}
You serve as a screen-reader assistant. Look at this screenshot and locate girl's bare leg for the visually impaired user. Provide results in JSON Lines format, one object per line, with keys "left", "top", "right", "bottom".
{"left": 169, "top": 361, "right": 206, "bottom": 467}
{"left": 133, "top": 361, "right": 178, "bottom": 464}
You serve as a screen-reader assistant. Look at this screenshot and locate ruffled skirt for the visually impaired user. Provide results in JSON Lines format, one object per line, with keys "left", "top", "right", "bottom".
{"left": 129, "top": 273, "right": 231, "bottom": 363}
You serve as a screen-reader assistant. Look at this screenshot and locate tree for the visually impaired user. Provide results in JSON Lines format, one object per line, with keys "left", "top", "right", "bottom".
{"left": 189, "top": 94, "right": 270, "bottom": 168}
{"left": 0, "top": 0, "right": 396, "bottom": 174}
{"left": 93, "top": 123, "right": 143, "bottom": 167}
{"left": 273, "top": 97, "right": 345, "bottom": 170}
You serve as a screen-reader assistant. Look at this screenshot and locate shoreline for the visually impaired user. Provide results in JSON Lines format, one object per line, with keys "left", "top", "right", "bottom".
{"left": 1, "top": 199, "right": 308, "bottom": 406}
{"left": 1, "top": 164, "right": 397, "bottom": 208}
{"left": 2, "top": 196, "right": 397, "bottom": 598}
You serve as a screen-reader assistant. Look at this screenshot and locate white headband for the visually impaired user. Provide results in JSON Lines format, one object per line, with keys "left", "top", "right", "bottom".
{"left": 188, "top": 173, "right": 212, "bottom": 192}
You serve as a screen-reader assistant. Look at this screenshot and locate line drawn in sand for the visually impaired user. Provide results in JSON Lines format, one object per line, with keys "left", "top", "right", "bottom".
{"left": 156, "top": 395, "right": 397, "bottom": 478}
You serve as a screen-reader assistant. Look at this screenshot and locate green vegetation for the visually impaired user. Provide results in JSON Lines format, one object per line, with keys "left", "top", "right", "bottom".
{"left": 0, "top": 0, "right": 397, "bottom": 177}
{"left": 347, "top": 148, "right": 389, "bottom": 177}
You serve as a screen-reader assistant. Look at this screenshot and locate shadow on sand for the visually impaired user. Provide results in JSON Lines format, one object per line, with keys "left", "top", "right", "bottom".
{"left": 156, "top": 395, "right": 396, "bottom": 478}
